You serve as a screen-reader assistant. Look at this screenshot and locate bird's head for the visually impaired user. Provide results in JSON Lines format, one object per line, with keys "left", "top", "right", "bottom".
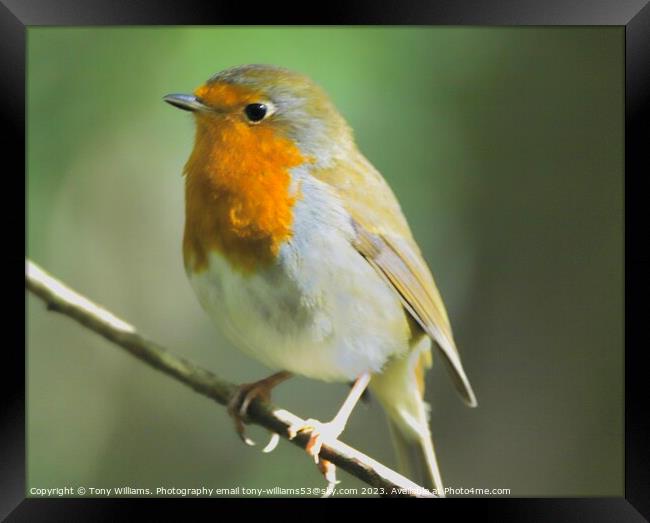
{"left": 164, "top": 64, "right": 353, "bottom": 165}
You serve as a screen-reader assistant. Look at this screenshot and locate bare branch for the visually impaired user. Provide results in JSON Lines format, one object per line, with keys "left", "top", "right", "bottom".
{"left": 26, "top": 259, "right": 433, "bottom": 498}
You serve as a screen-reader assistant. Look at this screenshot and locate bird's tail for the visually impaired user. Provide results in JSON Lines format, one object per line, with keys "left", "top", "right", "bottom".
{"left": 369, "top": 336, "right": 445, "bottom": 497}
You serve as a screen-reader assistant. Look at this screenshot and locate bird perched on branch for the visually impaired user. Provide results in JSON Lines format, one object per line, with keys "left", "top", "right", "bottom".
{"left": 164, "top": 64, "right": 477, "bottom": 495}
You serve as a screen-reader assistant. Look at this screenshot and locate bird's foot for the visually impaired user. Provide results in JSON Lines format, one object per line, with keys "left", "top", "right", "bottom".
{"left": 287, "top": 418, "right": 345, "bottom": 494}
{"left": 287, "top": 418, "right": 345, "bottom": 463}
{"left": 227, "top": 371, "right": 291, "bottom": 450}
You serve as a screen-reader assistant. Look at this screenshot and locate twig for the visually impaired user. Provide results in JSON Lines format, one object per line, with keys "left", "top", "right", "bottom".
{"left": 25, "top": 259, "right": 433, "bottom": 498}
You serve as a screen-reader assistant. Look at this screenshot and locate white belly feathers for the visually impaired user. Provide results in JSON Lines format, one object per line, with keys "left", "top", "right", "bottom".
{"left": 187, "top": 171, "right": 410, "bottom": 382}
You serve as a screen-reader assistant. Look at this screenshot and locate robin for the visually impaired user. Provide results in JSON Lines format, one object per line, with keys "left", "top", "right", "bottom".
{"left": 164, "top": 64, "right": 477, "bottom": 495}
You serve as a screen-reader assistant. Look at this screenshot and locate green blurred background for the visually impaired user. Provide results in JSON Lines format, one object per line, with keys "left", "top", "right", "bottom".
{"left": 26, "top": 27, "right": 623, "bottom": 497}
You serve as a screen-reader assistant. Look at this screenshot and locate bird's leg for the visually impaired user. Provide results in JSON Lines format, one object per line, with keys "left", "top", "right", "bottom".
{"left": 228, "top": 371, "right": 292, "bottom": 448}
{"left": 288, "top": 372, "right": 371, "bottom": 492}
{"left": 292, "top": 372, "right": 371, "bottom": 457}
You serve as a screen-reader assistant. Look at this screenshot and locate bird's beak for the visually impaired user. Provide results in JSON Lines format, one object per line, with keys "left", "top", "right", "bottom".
{"left": 163, "top": 93, "right": 210, "bottom": 112}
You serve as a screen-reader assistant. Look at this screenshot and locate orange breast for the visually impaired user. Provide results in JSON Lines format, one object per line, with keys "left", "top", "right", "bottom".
{"left": 183, "top": 102, "right": 305, "bottom": 275}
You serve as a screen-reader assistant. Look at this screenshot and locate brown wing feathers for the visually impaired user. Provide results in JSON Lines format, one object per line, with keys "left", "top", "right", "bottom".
{"left": 352, "top": 220, "right": 477, "bottom": 407}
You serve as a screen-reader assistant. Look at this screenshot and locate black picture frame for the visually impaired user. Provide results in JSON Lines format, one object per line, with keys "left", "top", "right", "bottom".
{"left": 6, "top": 1, "right": 648, "bottom": 520}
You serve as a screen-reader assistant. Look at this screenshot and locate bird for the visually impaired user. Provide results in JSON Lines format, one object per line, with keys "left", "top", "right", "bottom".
{"left": 163, "top": 64, "right": 477, "bottom": 495}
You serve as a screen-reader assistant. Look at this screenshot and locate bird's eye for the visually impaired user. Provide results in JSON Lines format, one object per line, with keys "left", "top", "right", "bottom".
{"left": 244, "top": 103, "right": 271, "bottom": 123}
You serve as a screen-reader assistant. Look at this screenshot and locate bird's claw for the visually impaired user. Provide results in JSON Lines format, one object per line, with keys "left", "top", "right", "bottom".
{"left": 287, "top": 418, "right": 345, "bottom": 491}
{"left": 319, "top": 459, "right": 340, "bottom": 497}
{"left": 287, "top": 418, "right": 345, "bottom": 462}
{"left": 227, "top": 382, "right": 278, "bottom": 451}
{"left": 262, "top": 433, "right": 281, "bottom": 453}
{"left": 287, "top": 418, "right": 320, "bottom": 461}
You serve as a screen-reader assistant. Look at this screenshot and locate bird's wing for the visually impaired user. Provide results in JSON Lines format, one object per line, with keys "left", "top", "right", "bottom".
{"left": 352, "top": 223, "right": 477, "bottom": 406}
{"left": 311, "top": 153, "right": 477, "bottom": 407}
